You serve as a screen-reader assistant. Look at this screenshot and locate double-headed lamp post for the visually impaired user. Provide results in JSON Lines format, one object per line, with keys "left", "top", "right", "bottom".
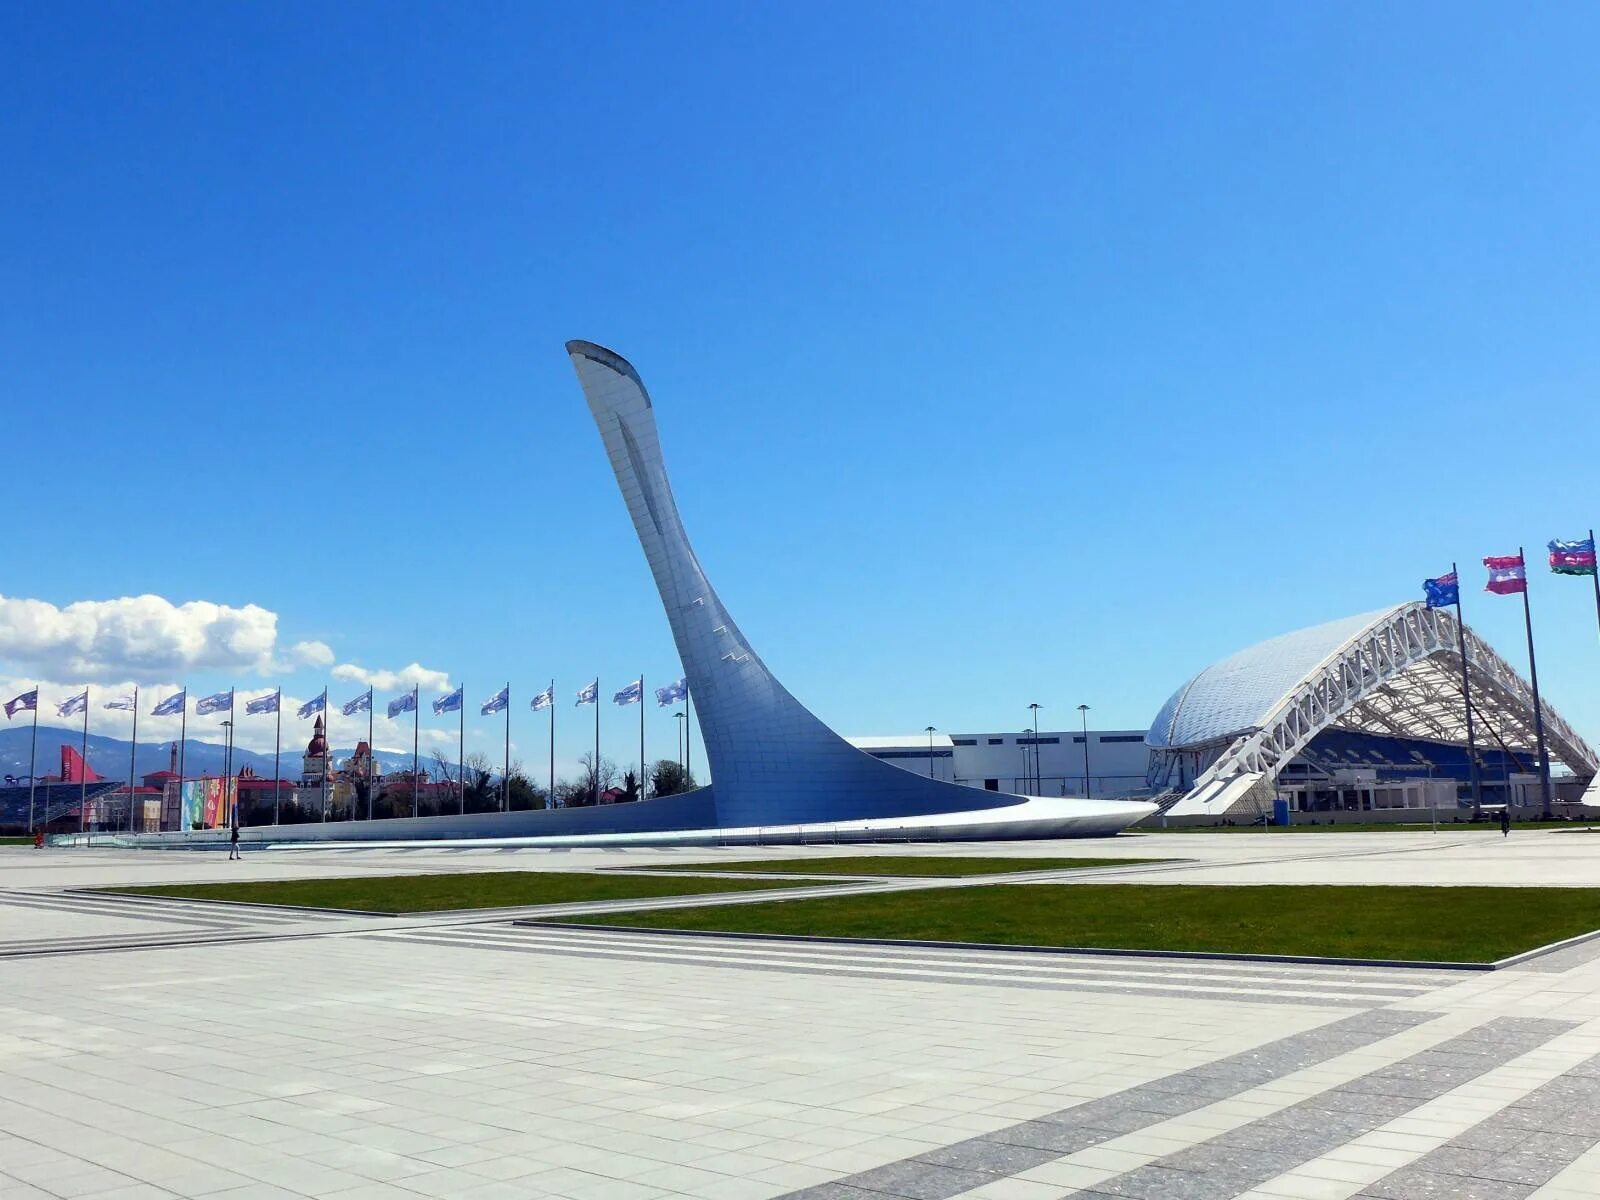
{"left": 925, "top": 725, "right": 937, "bottom": 781}
{"left": 1026, "top": 703, "right": 1042, "bottom": 793}
{"left": 1077, "top": 704, "right": 1091, "bottom": 798}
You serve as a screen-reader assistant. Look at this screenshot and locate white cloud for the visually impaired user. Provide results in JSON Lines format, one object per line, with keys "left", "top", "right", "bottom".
{"left": 290, "top": 640, "right": 335, "bottom": 667}
{"left": 332, "top": 662, "right": 452, "bottom": 693}
{"left": 0, "top": 593, "right": 281, "bottom": 683}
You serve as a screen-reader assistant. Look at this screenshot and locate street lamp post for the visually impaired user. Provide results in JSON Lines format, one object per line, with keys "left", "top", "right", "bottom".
{"left": 1020, "top": 729, "right": 1033, "bottom": 793}
{"left": 1027, "top": 703, "right": 1042, "bottom": 793}
{"left": 925, "top": 725, "right": 936, "bottom": 781}
{"left": 674, "top": 711, "right": 685, "bottom": 772}
{"left": 1078, "top": 704, "right": 1091, "bottom": 797}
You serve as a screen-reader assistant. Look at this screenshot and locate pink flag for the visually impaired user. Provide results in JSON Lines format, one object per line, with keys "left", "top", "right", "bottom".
{"left": 1483, "top": 553, "right": 1527, "bottom": 595}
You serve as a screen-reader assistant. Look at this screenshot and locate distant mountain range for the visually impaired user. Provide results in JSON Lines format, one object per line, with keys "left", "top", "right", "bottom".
{"left": 0, "top": 725, "right": 427, "bottom": 783}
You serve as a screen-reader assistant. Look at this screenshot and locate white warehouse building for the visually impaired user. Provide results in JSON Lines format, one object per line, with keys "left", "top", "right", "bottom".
{"left": 846, "top": 730, "right": 1152, "bottom": 798}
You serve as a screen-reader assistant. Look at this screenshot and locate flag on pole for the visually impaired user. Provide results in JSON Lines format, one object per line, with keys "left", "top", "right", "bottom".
{"left": 386, "top": 690, "right": 417, "bottom": 719}
{"left": 655, "top": 677, "right": 688, "bottom": 706}
{"left": 103, "top": 694, "right": 137, "bottom": 711}
{"left": 1484, "top": 554, "right": 1528, "bottom": 595}
{"left": 341, "top": 688, "right": 373, "bottom": 716}
{"left": 297, "top": 690, "right": 327, "bottom": 719}
{"left": 245, "top": 691, "right": 280, "bottom": 716}
{"left": 1549, "top": 537, "right": 1598, "bottom": 576}
{"left": 530, "top": 683, "right": 554, "bottom": 712}
{"left": 1422, "top": 572, "right": 1459, "bottom": 609}
{"left": 196, "top": 689, "right": 234, "bottom": 716}
{"left": 575, "top": 679, "right": 598, "bottom": 706}
{"left": 57, "top": 691, "right": 89, "bottom": 718}
{"left": 481, "top": 686, "right": 509, "bottom": 716}
{"left": 151, "top": 689, "right": 187, "bottom": 717}
{"left": 613, "top": 679, "right": 643, "bottom": 706}
{"left": 4, "top": 689, "right": 38, "bottom": 720}
{"left": 432, "top": 686, "right": 464, "bottom": 715}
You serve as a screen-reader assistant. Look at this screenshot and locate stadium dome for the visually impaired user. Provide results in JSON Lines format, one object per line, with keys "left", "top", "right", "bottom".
{"left": 1146, "top": 601, "right": 1598, "bottom": 818}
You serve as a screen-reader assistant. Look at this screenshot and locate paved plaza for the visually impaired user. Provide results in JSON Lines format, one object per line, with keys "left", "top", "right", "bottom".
{"left": 5, "top": 831, "right": 1600, "bottom": 1199}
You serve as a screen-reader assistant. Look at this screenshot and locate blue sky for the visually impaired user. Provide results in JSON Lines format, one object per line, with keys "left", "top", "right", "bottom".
{"left": 3, "top": 2, "right": 1598, "bottom": 777}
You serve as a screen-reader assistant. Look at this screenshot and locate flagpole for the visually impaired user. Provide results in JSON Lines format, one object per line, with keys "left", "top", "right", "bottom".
{"left": 79, "top": 687, "right": 90, "bottom": 833}
{"left": 548, "top": 681, "right": 555, "bottom": 809}
{"left": 503, "top": 682, "right": 510, "bottom": 812}
{"left": 594, "top": 678, "right": 600, "bottom": 806}
{"left": 177, "top": 696, "right": 187, "bottom": 832}
{"left": 228, "top": 689, "right": 237, "bottom": 829}
{"left": 1449, "top": 563, "right": 1483, "bottom": 811}
{"left": 27, "top": 688, "right": 38, "bottom": 836}
{"left": 127, "top": 687, "right": 139, "bottom": 834}
{"left": 411, "top": 686, "right": 419, "bottom": 818}
{"left": 639, "top": 675, "right": 645, "bottom": 800}
{"left": 686, "top": 689, "right": 693, "bottom": 784}
{"left": 273, "top": 691, "right": 282, "bottom": 826}
{"left": 1517, "top": 547, "right": 1554, "bottom": 816}
{"left": 367, "top": 693, "right": 374, "bottom": 821}
{"left": 458, "top": 686, "right": 465, "bottom": 816}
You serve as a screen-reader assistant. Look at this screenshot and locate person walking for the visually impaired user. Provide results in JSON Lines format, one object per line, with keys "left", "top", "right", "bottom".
{"left": 228, "top": 821, "right": 242, "bottom": 861}
{"left": 1500, "top": 807, "right": 1511, "bottom": 838}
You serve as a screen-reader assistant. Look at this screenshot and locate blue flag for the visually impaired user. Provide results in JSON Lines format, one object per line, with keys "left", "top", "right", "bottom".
{"left": 245, "top": 691, "right": 280, "bottom": 716}
{"left": 1423, "top": 572, "right": 1460, "bottom": 610}
{"left": 56, "top": 690, "right": 89, "bottom": 718}
{"left": 655, "top": 677, "right": 688, "bottom": 707}
{"left": 103, "top": 694, "right": 137, "bottom": 712}
{"left": 433, "top": 686, "right": 464, "bottom": 715}
{"left": 297, "top": 690, "right": 327, "bottom": 719}
{"left": 613, "top": 679, "right": 643, "bottom": 706}
{"left": 387, "top": 690, "right": 417, "bottom": 719}
{"left": 5, "top": 689, "right": 38, "bottom": 719}
{"left": 575, "top": 679, "right": 598, "bottom": 706}
{"left": 341, "top": 688, "right": 373, "bottom": 717}
{"left": 151, "top": 689, "right": 186, "bottom": 717}
{"left": 196, "top": 689, "right": 233, "bottom": 716}
{"left": 481, "top": 686, "right": 509, "bottom": 716}
{"left": 530, "top": 682, "right": 554, "bottom": 712}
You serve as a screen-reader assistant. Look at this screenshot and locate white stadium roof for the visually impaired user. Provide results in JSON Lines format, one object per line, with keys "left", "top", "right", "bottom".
{"left": 1148, "top": 601, "right": 1598, "bottom": 815}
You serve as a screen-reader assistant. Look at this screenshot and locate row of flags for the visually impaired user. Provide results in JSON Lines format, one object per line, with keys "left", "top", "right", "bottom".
{"left": 1424, "top": 537, "right": 1598, "bottom": 608}
{"left": 3, "top": 676, "right": 692, "bottom": 725}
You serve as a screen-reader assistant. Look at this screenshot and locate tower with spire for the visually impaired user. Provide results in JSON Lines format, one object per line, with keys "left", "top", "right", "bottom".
{"left": 301, "top": 714, "right": 330, "bottom": 787}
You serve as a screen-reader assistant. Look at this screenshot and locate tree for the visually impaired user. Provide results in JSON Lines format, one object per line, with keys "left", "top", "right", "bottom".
{"left": 618, "top": 770, "right": 640, "bottom": 804}
{"left": 461, "top": 752, "right": 498, "bottom": 813}
{"left": 649, "top": 759, "right": 698, "bottom": 799}
{"left": 577, "top": 751, "right": 617, "bottom": 805}
{"left": 505, "top": 761, "right": 548, "bottom": 811}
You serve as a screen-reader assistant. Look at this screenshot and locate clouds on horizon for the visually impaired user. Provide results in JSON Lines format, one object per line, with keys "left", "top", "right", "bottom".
{"left": 331, "top": 661, "right": 452, "bottom": 694}
{"left": 0, "top": 593, "right": 334, "bottom": 683}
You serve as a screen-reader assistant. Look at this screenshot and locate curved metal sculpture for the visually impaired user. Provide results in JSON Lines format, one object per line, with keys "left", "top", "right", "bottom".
{"left": 1152, "top": 601, "right": 1597, "bottom": 816}
{"left": 567, "top": 340, "right": 1149, "bottom": 835}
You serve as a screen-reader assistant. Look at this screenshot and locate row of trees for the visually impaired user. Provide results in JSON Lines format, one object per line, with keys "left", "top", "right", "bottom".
{"left": 237, "top": 753, "right": 698, "bottom": 826}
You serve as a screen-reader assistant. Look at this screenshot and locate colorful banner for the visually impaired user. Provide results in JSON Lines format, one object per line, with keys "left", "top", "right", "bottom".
{"left": 180, "top": 778, "right": 237, "bottom": 829}
{"left": 1483, "top": 554, "right": 1527, "bottom": 595}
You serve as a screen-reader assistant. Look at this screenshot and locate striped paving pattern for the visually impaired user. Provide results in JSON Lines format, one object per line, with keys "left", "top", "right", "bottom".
{"left": 358, "top": 923, "right": 1451, "bottom": 1008}
{"left": 0, "top": 887, "right": 350, "bottom": 958}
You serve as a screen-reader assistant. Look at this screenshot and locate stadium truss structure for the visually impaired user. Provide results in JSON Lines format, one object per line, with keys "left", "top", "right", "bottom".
{"left": 1148, "top": 601, "right": 1599, "bottom": 818}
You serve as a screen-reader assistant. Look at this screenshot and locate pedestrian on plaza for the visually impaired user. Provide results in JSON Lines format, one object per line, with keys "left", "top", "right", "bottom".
{"left": 228, "top": 822, "right": 242, "bottom": 861}
{"left": 1500, "top": 807, "right": 1511, "bottom": 838}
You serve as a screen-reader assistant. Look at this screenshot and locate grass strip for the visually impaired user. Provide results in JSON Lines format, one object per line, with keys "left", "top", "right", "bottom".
{"left": 557, "top": 883, "right": 1600, "bottom": 963}
{"left": 102, "top": 871, "right": 827, "bottom": 913}
{"left": 648, "top": 855, "right": 1170, "bottom": 877}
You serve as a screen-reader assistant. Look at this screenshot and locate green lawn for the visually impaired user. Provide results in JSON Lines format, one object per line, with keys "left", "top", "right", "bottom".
{"left": 557, "top": 883, "right": 1600, "bottom": 963}
{"left": 649, "top": 855, "right": 1169, "bottom": 876}
{"left": 102, "top": 871, "right": 827, "bottom": 913}
{"left": 0, "top": 836, "right": 32, "bottom": 845}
